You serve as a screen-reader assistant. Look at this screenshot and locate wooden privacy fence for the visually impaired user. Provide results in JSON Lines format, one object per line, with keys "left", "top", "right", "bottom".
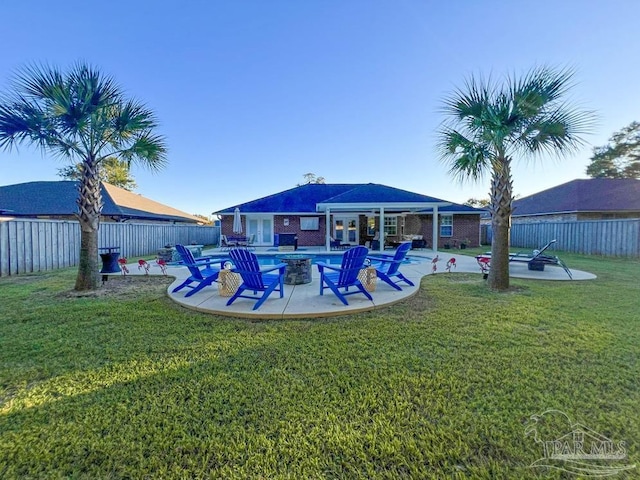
{"left": 0, "top": 218, "right": 220, "bottom": 277}
{"left": 483, "top": 219, "right": 640, "bottom": 257}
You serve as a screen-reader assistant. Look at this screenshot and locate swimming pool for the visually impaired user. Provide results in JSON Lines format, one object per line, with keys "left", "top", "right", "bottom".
{"left": 208, "top": 253, "right": 425, "bottom": 267}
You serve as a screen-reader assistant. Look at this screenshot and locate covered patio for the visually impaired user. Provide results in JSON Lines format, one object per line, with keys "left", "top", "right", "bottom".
{"left": 214, "top": 183, "right": 484, "bottom": 251}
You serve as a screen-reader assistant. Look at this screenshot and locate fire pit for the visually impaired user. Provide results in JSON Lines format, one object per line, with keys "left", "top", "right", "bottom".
{"left": 276, "top": 254, "right": 312, "bottom": 285}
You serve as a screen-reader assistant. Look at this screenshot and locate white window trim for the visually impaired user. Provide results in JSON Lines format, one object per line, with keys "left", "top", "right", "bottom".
{"left": 440, "top": 214, "right": 453, "bottom": 237}
{"left": 384, "top": 216, "right": 398, "bottom": 236}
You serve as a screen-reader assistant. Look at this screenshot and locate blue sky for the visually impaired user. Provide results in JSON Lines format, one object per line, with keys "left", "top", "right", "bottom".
{"left": 1, "top": 0, "right": 639, "bottom": 216}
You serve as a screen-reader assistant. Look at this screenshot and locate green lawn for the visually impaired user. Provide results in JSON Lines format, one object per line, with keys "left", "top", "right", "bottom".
{"left": 1, "top": 254, "right": 638, "bottom": 479}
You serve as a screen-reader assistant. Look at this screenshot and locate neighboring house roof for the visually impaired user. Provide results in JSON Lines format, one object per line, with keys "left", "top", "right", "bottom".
{"left": 513, "top": 178, "right": 640, "bottom": 217}
{"left": 214, "top": 183, "right": 483, "bottom": 215}
{"left": 0, "top": 181, "right": 202, "bottom": 223}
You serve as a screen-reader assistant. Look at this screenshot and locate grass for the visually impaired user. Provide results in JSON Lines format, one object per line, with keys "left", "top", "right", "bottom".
{"left": 0, "top": 254, "right": 639, "bottom": 479}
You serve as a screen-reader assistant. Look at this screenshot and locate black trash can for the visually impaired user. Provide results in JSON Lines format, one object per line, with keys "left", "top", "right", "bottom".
{"left": 99, "top": 247, "right": 121, "bottom": 273}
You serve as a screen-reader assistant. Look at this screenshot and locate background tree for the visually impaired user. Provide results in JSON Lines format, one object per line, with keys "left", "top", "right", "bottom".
{"left": 0, "top": 63, "right": 167, "bottom": 290}
{"left": 57, "top": 156, "right": 138, "bottom": 191}
{"left": 586, "top": 121, "right": 640, "bottom": 179}
{"left": 463, "top": 198, "right": 491, "bottom": 208}
{"left": 192, "top": 213, "right": 212, "bottom": 225}
{"left": 299, "top": 173, "right": 325, "bottom": 185}
{"left": 438, "top": 66, "right": 593, "bottom": 290}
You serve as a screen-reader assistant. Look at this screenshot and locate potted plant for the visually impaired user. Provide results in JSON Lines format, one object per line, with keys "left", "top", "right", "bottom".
{"left": 443, "top": 241, "right": 451, "bottom": 250}
{"left": 460, "top": 238, "right": 470, "bottom": 249}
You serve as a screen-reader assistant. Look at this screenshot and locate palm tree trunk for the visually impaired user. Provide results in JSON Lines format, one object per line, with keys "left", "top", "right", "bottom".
{"left": 488, "top": 157, "right": 513, "bottom": 290}
{"left": 74, "top": 158, "right": 103, "bottom": 291}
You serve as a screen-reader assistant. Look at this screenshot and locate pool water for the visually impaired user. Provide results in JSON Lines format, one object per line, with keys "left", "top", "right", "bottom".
{"left": 211, "top": 253, "right": 424, "bottom": 267}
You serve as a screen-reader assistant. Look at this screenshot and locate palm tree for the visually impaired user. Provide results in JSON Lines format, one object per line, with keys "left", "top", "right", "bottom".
{"left": 0, "top": 63, "right": 167, "bottom": 290}
{"left": 438, "top": 66, "right": 593, "bottom": 290}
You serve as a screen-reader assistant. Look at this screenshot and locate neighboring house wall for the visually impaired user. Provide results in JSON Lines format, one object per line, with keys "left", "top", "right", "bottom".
{"left": 578, "top": 212, "right": 640, "bottom": 220}
{"left": 513, "top": 212, "right": 640, "bottom": 223}
{"left": 513, "top": 214, "right": 579, "bottom": 224}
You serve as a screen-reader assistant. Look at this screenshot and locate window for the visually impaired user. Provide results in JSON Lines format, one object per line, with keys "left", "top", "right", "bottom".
{"left": 384, "top": 216, "right": 397, "bottom": 236}
{"left": 440, "top": 215, "right": 453, "bottom": 237}
{"left": 300, "top": 217, "right": 319, "bottom": 230}
{"left": 367, "top": 217, "right": 376, "bottom": 236}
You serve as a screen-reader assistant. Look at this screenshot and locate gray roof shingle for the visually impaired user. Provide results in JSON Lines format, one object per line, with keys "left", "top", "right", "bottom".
{"left": 513, "top": 179, "right": 640, "bottom": 216}
{"left": 0, "top": 181, "right": 201, "bottom": 223}
{"left": 214, "top": 183, "right": 481, "bottom": 214}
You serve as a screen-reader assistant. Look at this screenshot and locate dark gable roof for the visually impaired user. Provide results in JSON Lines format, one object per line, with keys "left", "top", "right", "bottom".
{"left": 215, "top": 183, "right": 471, "bottom": 214}
{"left": 215, "top": 184, "right": 356, "bottom": 214}
{"left": 0, "top": 181, "right": 200, "bottom": 223}
{"left": 513, "top": 179, "right": 640, "bottom": 216}
{"left": 0, "top": 181, "right": 80, "bottom": 216}
{"left": 438, "top": 203, "right": 486, "bottom": 213}
{"left": 320, "top": 183, "right": 447, "bottom": 204}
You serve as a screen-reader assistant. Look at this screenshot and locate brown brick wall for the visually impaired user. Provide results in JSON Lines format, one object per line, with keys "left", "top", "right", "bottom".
{"left": 403, "top": 214, "right": 480, "bottom": 248}
{"left": 221, "top": 213, "right": 481, "bottom": 248}
{"left": 274, "top": 215, "right": 327, "bottom": 246}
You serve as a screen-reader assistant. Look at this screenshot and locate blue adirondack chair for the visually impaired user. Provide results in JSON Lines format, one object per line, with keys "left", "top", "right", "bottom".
{"left": 226, "top": 248, "right": 286, "bottom": 310}
{"left": 318, "top": 245, "right": 372, "bottom": 305}
{"left": 172, "top": 244, "right": 225, "bottom": 297}
{"left": 367, "top": 241, "right": 415, "bottom": 291}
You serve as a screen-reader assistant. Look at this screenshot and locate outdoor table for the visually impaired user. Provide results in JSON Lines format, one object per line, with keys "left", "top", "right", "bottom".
{"left": 228, "top": 236, "right": 248, "bottom": 247}
{"left": 276, "top": 254, "right": 313, "bottom": 285}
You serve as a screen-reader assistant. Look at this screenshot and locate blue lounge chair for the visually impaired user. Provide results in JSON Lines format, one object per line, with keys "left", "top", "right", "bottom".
{"left": 172, "top": 244, "right": 225, "bottom": 297}
{"left": 318, "top": 246, "right": 372, "bottom": 305}
{"left": 367, "top": 241, "right": 415, "bottom": 291}
{"left": 226, "top": 248, "right": 286, "bottom": 310}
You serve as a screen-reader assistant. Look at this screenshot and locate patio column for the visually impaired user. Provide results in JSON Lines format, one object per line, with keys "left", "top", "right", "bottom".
{"left": 432, "top": 205, "right": 439, "bottom": 252}
{"left": 325, "top": 208, "right": 331, "bottom": 251}
{"left": 379, "top": 207, "right": 385, "bottom": 252}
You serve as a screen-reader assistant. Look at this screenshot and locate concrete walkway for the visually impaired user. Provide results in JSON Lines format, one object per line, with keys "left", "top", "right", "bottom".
{"left": 126, "top": 249, "right": 595, "bottom": 319}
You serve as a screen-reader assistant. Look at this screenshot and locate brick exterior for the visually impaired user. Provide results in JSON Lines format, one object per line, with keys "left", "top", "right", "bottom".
{"left": 274, "top": 215, "right": 327, "bottom": 246}
{"left": 221, "top": 213, "right": 481, "bottom": 248}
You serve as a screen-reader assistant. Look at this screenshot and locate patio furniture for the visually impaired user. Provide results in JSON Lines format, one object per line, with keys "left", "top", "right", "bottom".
{"left": 475, "top": 239, "right": 573, "bottom": 279}
{"left": 367, "top": 241, "right": 415, "bottom": 291}
{"left": 330, "top": 237, "right": 342, "bottom": 250}
{"left": 277, "top": 233, "right": 298, "bottom": 251}
{"left": 245, "top": 234, "right": 256, "bottom": 250}
{"left": 411, "top": 237, "right": 427, "bottom": 249}
{"left": 371, "top": 232, "right": 380, "bottom": 250}
{"left": 318, "top": 246, "right": 372, "bottom": 305}
{"left": 226, "top": 248, "right": 286, "bottom": 310}
{"left": 227, "top": 235, "right": 248, "bottom": 247}
{"left": 172, "top": 244, "right": 226, "bottom": 297}
{"left": 220, "top": 235, "right": 232, "bottom": 251}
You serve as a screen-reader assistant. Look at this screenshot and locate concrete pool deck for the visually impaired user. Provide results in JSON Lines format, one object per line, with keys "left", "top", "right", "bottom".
{"left": 149, "top": 248, "right": 596, "bottom": 319}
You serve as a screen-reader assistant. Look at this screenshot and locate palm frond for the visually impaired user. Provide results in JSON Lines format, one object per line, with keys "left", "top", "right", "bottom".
{"left": 437, "top": 127, "right": 491, "bottom": 182}
{"left": 117, "top": 132, "right": 168, "bottom": 172}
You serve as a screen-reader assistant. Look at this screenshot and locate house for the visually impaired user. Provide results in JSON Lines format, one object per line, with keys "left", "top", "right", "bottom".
{"left": 0, "top": 181, "right": 203, "bottom": 224}
{"left": 213, "top": 183, "right": 484, "bottom": 251}
{"left": 512, "top": 178, "right": 640, "bottom": 223}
